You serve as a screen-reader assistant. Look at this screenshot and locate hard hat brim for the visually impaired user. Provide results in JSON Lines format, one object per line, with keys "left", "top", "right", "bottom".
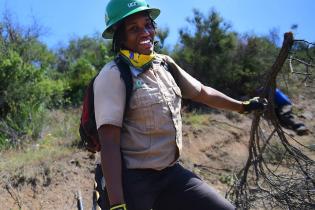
{"left": 102, "top": 7, "right": 160, "bottom": 39}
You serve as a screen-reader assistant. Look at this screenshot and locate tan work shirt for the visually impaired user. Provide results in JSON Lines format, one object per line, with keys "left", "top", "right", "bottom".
{"left": 94, "top": 54, "right": 201, "bottom": 170}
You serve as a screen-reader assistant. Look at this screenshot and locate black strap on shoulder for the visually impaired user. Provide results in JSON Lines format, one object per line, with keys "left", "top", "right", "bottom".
{"left": 160, "top": 55, "right": 179, "bottom": 85}
{"left": 114, "top": 55, "right": 133, "bottom": 114}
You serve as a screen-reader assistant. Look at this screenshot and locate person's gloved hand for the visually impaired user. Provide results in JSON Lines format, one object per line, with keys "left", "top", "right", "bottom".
{"left": 110, "top": 204, "right": 127, "bottom": 210}
{"left": 241, "top": 97, "right": 268, "bottom": 114}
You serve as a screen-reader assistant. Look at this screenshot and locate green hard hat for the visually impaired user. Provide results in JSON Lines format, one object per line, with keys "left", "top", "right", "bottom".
{"left": 102, "top": 0, "right": 160, "bottom": 39}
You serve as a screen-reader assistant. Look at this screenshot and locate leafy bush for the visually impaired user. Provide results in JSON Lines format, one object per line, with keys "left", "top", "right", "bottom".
{"left": 0, "top": 14, "right": 66, "bottom": 148}
{"left": 56, "top": 36, "right": 113, "bottom": 106}
{"left": 173, "top": 9, "right": 278, "bottom": 97}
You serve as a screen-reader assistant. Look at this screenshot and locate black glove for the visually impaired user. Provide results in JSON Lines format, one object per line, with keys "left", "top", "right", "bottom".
{"left": 110, "top": 204, "right": 127, "bottom": 210}
{"left": 242, "top": 97, "right": 268, "bottom": 114}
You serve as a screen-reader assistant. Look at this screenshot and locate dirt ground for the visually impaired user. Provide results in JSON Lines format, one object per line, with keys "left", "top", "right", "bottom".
{"left": 0, "top": 112, "right": 253, "bottom": 210}
{"left": 0, "top": 151, "right": 96, "bottom": 210}
{"left": 1, "top": 91, "right": 314, "bottom": 210}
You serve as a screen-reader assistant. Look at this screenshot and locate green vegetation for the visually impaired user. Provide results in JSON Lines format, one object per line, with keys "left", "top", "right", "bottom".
{"left": 219, "top": 173, "right": 235, "bottom": 186}
{"left": 182, "top": 111, "right": 211, "bottom": 128}
{"left": 0, "top": 14, "right": 65, "bottom": 149}
{"left": 0, "top": 9, "right": 313, "bottom": 150}
{"left": 55, "top": 36, "right": 113, "bottom": 105}
{"left": 172, "top": 9, "right": 278, "bottom": 96}
{"left": 0, "top": 109, "right": 80, "bottom": 173}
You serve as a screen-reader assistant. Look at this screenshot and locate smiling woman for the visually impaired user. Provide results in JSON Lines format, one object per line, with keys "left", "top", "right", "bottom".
{"left": 122, "top": 13, "right": 155, "bottom": 55}
{"left": 92, "top": 0, "right": 267, "bottom": 210}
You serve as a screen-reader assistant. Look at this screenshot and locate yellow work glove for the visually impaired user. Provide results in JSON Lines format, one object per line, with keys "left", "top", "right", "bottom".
{"left": 110, "top": 203, "right": 127, "bottom": 210}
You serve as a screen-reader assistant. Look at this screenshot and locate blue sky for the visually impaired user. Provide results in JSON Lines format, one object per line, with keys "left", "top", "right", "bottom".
{"left": 1, "top": 0, "right": 314, "bottom": 49}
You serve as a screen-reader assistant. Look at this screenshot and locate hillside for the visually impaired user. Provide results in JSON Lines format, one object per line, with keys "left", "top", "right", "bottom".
{"left": 0, "top": 91, "right": 314, "bottom": 209}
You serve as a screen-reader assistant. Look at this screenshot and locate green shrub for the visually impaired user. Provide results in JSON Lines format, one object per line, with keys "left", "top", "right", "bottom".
{"left": 55, "top": 36, "right": 113, "bottom": 106}
{"left": 0, "top": 16, "right": 66, "bottom": 148}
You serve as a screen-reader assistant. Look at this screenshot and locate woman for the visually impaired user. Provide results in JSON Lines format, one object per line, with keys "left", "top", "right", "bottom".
{"left": 94, "top": 0, "right": 266, "bottom": 210}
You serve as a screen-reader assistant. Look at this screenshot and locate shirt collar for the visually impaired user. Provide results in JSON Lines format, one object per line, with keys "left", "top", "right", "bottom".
{"left": 129, "top": 65, "right": 144, "bottom": 77}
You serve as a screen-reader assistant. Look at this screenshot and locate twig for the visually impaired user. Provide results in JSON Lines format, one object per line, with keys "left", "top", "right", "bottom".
{"left": 5, "top": 182, "right": 22, "bottom": 209}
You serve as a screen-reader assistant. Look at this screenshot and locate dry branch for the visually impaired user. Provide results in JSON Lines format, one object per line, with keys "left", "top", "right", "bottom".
{"left": 227, "top": 32, "right": 315, "bottom": 209}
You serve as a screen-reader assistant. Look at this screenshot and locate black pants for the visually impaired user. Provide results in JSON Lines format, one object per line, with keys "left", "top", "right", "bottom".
{"left": 122, "top": 163, "right": 235, "bottom": 210}
{"left": 275, "top": 105, "right": 307, "bottom": 135}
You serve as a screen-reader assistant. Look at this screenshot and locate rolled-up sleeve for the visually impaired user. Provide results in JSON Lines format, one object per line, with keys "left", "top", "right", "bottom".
{"left": 164, "top": 55, "right": 202, "bottom": 99}
{"left": 93, "top": 61, "right": 126, "bottom": 129}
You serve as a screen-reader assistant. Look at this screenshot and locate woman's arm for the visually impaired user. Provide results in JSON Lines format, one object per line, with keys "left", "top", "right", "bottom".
{"left": 192, "top": 84, "right": 245, "bottom": 113}
{"left": 98, "top": 124, "right": 125, "bottom": 206}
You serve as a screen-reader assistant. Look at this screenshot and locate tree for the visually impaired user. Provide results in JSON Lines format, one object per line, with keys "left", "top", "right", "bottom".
{"left": 0, "top": 11, "right": 65, "bottom": 148}
{"left": 172, "top": 9, "right": 278, "bottom": 97}
{"left": 55, "top": 35, "right": 113, "bottom": 105}
{"left": 233, "top": 34, "right": 278, "bottom": 95}
{"left": 173, "top": 9, "right": 238, "bottom": 95}
{"left": 155, "top": 26, "right": 170, "bottom": 54}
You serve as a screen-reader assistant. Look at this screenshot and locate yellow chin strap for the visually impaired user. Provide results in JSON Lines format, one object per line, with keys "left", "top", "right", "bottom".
{"left": 120, "top": 50, "right": 155, "bottom": 69}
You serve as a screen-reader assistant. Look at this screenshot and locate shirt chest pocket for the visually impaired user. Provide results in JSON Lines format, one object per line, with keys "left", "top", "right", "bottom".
{"left": 127, "top": 87, "right": 164, "bottom": 130}
{"left": 129, "top": 87, "right": 163, "bottom": 109}
{"left": 163, "top": 86, "right": 182, "bottom": 103}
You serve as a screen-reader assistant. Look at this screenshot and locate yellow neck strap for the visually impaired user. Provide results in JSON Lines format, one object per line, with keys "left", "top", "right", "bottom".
{"left": 119, "top": 50, "right": 155, "bottom": 69}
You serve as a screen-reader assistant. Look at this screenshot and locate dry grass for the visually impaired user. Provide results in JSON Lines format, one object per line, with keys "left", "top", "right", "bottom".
{"left": 182, "top": 111, "right": 212, "bottom": 127}
{"left": 0, "top": 108, "right": 81, "bottom": 174}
